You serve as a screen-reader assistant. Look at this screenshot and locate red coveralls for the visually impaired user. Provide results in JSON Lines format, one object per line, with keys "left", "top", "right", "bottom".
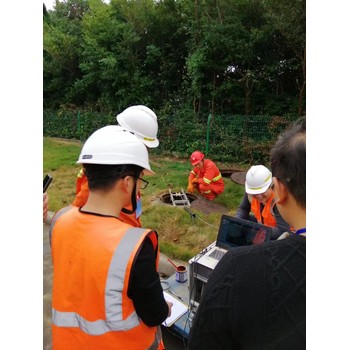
{"left": 188, "top": 159, "right": 224, "bottom": 200}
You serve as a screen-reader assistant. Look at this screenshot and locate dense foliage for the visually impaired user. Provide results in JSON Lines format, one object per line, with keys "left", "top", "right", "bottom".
{"left": 44, "top": 0, "right": 305, "bottom": 118}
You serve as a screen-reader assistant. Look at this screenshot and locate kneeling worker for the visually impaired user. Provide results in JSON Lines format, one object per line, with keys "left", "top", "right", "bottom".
{"left": 187, "top": 151, "right": 224, "bottom": 200}
{"left": 235, "top": 165, "right": 290, "bottom": 239}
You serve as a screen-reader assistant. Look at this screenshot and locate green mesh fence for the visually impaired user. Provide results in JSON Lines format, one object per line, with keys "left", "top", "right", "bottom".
{"left": 44, "top": 110, "right": 300, "bottom": 164}
{"left": 205, "top": 114, "right": 299, "bottom": 163}
{"left": 43, "top": 110, "right": 116, "bottom": 141}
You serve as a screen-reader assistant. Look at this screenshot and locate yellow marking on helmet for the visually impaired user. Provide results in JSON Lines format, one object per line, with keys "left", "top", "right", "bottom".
{"left": 143, "top": 137, "right": 156, "bottom": 141}
{"left": 264, "top": 174, "right": 272, "bottom": 182}
{"left": 248, "top": 185, "right": 265, "bottom": 190}
{"left": 249, "top": 174, "right": 271, "bottom": 190}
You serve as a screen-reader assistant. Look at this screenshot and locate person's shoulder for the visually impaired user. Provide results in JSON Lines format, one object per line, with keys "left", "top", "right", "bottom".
{"left": 205, "top": 159, "right": 217, "bottom": 167}
{"left": 223, "top": 235, "right": 305, "bottom": 262}
{"left": 52, "top": 205, "right": 78, "bottom": 222}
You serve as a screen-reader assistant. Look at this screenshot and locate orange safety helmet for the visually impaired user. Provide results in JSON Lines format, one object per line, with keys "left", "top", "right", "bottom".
{"left": 190, "top": 151, "right": 205, "bottom": 166}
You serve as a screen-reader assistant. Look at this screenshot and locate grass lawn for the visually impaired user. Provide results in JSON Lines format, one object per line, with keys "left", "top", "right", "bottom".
{"left": 44, "top": 137, "right": 247, "bottom": 261}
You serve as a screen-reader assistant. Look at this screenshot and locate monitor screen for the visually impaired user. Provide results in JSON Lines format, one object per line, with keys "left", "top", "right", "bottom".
{"left": 217, "top": 216, "right": 271, "bottom": 249}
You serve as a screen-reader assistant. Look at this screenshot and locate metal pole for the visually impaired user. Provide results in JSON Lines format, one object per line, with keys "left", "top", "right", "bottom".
{"left": 206, "top": 113, "right": 211, "bottom": 154}
{"left": 77, "top": 111, "right": 81, "bottom": 140}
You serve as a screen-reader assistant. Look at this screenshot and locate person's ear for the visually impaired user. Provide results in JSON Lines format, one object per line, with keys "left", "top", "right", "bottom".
{"left": 272, "top": 177, "right": 288, "bottom": 204}
{"left": 121, "top": 176, "right": 133, "bottom": 193}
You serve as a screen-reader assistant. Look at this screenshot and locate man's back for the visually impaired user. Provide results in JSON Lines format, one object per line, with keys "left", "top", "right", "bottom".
{"left": 189, "top": 235, "right": 306, "bottom": 350}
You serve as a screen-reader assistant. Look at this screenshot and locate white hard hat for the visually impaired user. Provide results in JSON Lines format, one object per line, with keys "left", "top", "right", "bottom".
{"left": 77, "top": 125, "right": 154, "bottom": 175}
{"left": 245, "top": 165, "right": 272, "bottom": 194}
{"left": 116, "top": 105, "right": 159, "bottom": 148}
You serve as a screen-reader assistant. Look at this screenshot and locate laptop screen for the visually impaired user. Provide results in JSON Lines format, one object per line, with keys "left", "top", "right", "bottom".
{"left": 216, "top": 215, "right": 272, "bottom": 250}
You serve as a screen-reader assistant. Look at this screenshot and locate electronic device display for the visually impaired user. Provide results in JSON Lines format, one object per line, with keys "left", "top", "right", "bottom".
{"left": 188, "top": 215, "right": 273, "bottom": 314}
{"left": 43, "top": 174, "right": 53, "bottom": 193}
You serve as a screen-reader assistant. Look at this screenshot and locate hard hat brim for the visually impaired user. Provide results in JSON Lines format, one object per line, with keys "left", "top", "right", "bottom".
{"left": 245, "top": 180, "right": 271, "bottom": 195}
{"left": 191, "top": 159, "right": 202, "bottom": 166}
{"left": 142, "top": 138, "right": 159, "bottom": 148}
{"left": 76, "top": 158, "right": 155, "bottom": 175}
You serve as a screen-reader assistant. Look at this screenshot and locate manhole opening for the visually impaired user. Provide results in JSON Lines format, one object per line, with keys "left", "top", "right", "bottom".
{"left": 160, "top": 192, "right": 198, "bottom": 206}
{"left": 219, "top": 168, "right": 243, "bottom": 178}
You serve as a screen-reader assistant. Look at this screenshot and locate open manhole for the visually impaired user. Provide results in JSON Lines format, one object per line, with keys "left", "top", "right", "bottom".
{"left": 160, "top": 192, "right": 198, "bottom": 206}
{"left": 219, "top": 168, "right": 244, "bottom": 177}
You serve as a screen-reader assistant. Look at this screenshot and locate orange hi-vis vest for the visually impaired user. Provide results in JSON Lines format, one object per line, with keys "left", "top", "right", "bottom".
{"left": 72, "top": 171, "right": 142, "bottom": 227}
{"left": 250, "top": 193, "right": 277, "bottom": 227}
{"left": 50, "top": 207, "right": 162, "bottom": 350}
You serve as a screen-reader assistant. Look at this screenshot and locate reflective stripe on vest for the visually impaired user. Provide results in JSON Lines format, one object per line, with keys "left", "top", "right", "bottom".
{"left": 150, "top": 326, "right": 162, "bottom": 350}
{"left": 212, "top": 173, "right": 222, "bottom": 182}
{"left": 52, "top": 227, "right": 152, "bottom": 335}
{"left": 203, "top": 173, "right": 222, "bottom": 184}
{"left": 203, "top": 177, "right": 211, "bottom": 184}
{"left": 77, "top": 168, "right": 84, "bottom": 178}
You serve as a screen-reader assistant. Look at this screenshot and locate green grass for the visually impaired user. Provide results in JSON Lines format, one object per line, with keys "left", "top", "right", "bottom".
{"left": 44, "top": 137, "right": 247, "bottom": 261}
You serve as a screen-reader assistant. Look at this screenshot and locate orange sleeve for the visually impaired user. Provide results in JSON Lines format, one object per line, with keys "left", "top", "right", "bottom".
{"left": 188, "top": 169, "right": 197, "bottom": 184}
{"left": 197, "top": 160, "right": 216, "bottom": 185}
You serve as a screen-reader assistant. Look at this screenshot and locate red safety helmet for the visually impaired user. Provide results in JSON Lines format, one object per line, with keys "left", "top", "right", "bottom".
{"left": 190, "top": 151, "right": 205, "bottom": 166}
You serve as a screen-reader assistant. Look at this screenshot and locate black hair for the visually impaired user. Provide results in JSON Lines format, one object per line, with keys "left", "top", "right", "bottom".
{"left": 270, "top": 118, "right": 306, "bottom": 208}
{"left": 83, "top": 164, "right": 142, "bottom": 191}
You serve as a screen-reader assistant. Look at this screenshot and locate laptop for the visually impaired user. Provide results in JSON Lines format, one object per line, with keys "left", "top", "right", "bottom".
{"left": 195, "top": 215, "right": 272, "bottom": 270}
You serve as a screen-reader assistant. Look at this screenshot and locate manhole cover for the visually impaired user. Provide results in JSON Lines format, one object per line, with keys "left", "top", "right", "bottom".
{"left": 231, "top": 171, "right": 246, "bottom": 185}
{"left": 160, "top": 193, "right": 198, "bottom": 206}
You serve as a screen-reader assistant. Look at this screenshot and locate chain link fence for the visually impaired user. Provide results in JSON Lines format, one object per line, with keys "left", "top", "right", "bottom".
{"left": 44, "top": 110, "right": 301, "bottom": 164}
{"left": 156, "top": 113, "right": 300, "bottom": 164}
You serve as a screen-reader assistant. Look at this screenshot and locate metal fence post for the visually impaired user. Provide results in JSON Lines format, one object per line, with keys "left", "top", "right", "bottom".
{"left": 206, "top": 113, "right": 212, "bottom": 155}
{"left": 77, "top": 111, "right": 81, "bottom": 140}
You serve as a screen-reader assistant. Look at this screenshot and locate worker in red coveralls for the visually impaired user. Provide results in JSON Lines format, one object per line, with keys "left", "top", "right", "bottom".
{"left": 187, "top": 151, "right": 224, "bottom": 200}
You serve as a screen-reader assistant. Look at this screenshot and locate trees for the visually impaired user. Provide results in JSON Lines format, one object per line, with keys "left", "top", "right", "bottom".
{"left": 43, "top": 0, "right": 305, "bottom": 117}
{"left": 43, "top": 0, "right": 90, "bottom": 109}
{"left": 263, "top": 0, "right": 306, "bottom": 115}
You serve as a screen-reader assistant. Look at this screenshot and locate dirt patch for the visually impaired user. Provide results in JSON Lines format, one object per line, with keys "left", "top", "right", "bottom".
{"left": 190, "top": 196, "right": 229, "bottom": 215}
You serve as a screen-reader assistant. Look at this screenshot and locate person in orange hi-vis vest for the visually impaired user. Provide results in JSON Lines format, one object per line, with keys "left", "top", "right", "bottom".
{"left": 50, "top": 126, "right": 172, "bottom": 350}
{"left": 187, "top": 150, "right": 224, "bottom": 200}
{"left": 72, "top": 105, "right": 159, "bottom": 227}
{"left": 235, "top": 165, "right": 291, "bottom": 240}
